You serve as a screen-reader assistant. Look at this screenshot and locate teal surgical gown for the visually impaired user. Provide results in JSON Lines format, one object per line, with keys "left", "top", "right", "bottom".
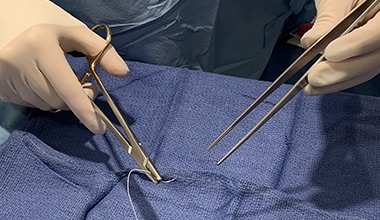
{"left": 52, "top": 0, "right": 311, "bottom": 79}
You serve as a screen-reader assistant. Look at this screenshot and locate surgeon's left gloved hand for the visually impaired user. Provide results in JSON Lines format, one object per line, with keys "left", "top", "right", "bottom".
{"left": 300, "top": 0, "right": 380, "bottom": 95}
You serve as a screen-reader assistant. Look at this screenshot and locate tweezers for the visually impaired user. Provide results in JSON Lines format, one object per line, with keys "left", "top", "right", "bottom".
{"left": 207, "top": 0, "right": 380, "bottom": 165}
{"left": 80, "top": 24, "right": 162, "bottom": 183}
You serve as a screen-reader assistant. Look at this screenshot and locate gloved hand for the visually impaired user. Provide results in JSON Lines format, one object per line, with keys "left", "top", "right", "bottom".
{"left": 300, "top": 0, "right": 380, "bottom": 95}
{"left": 0, "top": 0, "right": 129, "bottom": 134}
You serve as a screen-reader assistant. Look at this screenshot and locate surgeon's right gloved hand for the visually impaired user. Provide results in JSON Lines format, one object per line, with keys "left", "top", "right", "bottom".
{"left": 0, "top": 0, "right": 129, "bottom": 134}
{"left": 300, "top": 0, "right": 380, "bottom": 95}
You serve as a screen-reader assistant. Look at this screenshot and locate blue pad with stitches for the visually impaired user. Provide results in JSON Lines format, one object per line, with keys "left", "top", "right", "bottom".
{"left": 1, "top": 56, "right": 380, "bottom": 219}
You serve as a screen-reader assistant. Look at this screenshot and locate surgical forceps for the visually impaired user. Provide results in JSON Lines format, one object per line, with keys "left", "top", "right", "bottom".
{"left": 79, "top": 24, "right": 162, "bottom": 183}
{"left": 207, "top": 0, "right": 380, "bottom": 165}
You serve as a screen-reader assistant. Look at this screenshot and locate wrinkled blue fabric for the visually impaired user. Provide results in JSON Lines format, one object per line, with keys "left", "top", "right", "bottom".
{"left": 1, "top": 1, "right": 317, "bottom": 142}
{"left": 52, "top": 0, "right": 309, "bottom": 78}
{"left": 1, "top": 56, "right": 380, "bottom": 219}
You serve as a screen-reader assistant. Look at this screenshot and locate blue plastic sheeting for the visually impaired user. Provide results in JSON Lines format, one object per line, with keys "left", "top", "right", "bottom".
{"left": 1, "top": 57, "right": 380, "bottom": 219}
{"left": 0, "top": 101, "right": 31, "bottom": 143}
{"left": 0, "top": 125, "right": 9, "bottom": 144}
{"left": 52, "top": 0, "right": 310, "bottom": 78}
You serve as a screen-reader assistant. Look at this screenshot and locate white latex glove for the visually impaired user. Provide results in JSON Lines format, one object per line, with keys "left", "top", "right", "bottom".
{"left": 300, "top": 0, "right": 380, "bottom": 95}
{"left": 0, "top": 0, "right": 129, "bottom": 134}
